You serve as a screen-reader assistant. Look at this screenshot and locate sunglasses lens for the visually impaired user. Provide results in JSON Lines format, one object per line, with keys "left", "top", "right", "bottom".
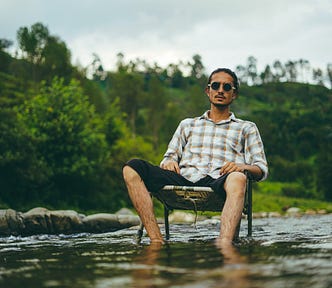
{"left": 223, "top": 83, "right": 232, "bottom": 92}
{"left": 210, "top": 82, "right": 220, "bottom": 90}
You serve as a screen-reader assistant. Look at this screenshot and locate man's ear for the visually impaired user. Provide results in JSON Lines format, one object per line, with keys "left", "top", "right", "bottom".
{"left": 205, "top": 87, "right": 210, "bottom": 96}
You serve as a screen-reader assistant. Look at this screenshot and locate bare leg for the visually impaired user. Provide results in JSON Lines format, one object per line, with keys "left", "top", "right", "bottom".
{"left": 217, "top": 172, "right": 246, "bottom": 244}
{"left": 123, "top": 165, "right": 164, "bottom": 243}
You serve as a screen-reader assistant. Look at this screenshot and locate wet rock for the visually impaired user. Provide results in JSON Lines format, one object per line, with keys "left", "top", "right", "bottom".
{"left": 115, "top": 208, "right": 135, "bottom": 215}
{"left": 82, "top": 213, "right": 140, "bottom": 233}
{"left": 268, "top": 212, "right": 282, "bottom": 218}
{"left": 23, "top": 207, "right": 53, "bottom": 235}
{"left": 117, "top": 215, "right": 140, "bottom": 227}
{"left": 169, "top": 211, "right": 196, "bottom": 223}
{"left": 50, "top": 210, "right": 84, "bottom": 233}
{"left": 285, "top": 207, "right": 301, "bottom": 217}
{"left": 0, "top": 207, "right": 140, "bottom": 236}
{"left": 0, "top": 209, "right": 25, "bottom": 236}
{"left": 305, "top": 209, "right": 317, "bottom": 215}
{"left": 253, "top": 212, "right": 268, "bottom": 218}
{"left": 198, "top": 218, "right": 220, "bottom": 226}
{"left": 317, "top": 209, "right": 327, "bottom": 215}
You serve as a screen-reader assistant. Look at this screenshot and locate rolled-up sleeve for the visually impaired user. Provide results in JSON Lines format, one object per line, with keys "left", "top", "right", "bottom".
{"left": 244, "top": 123, "right": 268, "bottom": 181}
{"left": 160, "top": 120, "right": 187, "bottom": 166}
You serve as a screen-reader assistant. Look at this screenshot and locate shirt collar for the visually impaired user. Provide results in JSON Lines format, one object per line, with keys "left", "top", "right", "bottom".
{"left": 200, "top": 110, "right": 238, "bottom": 124}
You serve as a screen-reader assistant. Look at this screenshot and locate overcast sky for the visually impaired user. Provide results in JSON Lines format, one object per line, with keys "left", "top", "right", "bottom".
{"left": 1, "top": 0, "right": 331, "bottom": 74}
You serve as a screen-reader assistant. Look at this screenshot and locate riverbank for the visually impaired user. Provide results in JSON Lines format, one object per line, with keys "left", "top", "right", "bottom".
{"left": 0, "top": 207, "right": 140, "bottom": 237}
{"left": 1, "top": 205, "right": 330, "bottom": 237}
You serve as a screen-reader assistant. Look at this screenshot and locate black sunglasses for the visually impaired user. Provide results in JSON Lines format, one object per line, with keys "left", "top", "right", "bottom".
{"left": 208, "top": 82, "right": 235, "bottom": 92}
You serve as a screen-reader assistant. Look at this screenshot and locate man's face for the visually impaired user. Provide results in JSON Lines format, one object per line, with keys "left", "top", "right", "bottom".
{"left": 205, "top": 72, "right": 237, "bottom": 108}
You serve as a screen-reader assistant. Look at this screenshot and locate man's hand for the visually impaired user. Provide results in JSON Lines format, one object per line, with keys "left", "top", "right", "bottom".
{"left": 220, "top": 162, "right": 263, "bottom": 180}
{"left": 220, "top": 162, "right": 245, "bottom": 175}
{"left": 160, "top": 160, "right": 180, "bottom": 174}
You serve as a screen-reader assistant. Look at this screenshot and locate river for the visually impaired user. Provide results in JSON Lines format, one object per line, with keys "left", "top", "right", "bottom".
{"left": 0, "top": 214, "right": 331, "bottom": 287}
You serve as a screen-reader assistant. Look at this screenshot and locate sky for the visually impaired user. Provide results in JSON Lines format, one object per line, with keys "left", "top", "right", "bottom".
{"left": 1, "top": 0, "right": 331, "bottom": 74}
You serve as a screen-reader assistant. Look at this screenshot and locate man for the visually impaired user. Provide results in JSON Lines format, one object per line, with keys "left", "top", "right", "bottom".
{"left": 123, "top": 68, "right": 268, "bottom": 245}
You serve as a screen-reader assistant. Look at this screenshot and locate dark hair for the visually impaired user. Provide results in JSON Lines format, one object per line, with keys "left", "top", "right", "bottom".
{"left": 207, "top": 68, "right": 240, "bottom": 92}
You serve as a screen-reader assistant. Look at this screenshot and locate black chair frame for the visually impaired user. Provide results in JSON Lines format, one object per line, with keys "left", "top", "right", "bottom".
{"left": 137, "top": 170, "right": 253, "bottom": 241}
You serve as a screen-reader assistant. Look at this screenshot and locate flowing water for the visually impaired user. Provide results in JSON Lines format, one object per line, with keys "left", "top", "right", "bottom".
{"left": 0, "top": 214, "right": 331, "bottom": 288}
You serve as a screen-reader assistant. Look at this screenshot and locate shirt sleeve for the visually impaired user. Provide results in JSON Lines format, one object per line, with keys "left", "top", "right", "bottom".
{"left": 160, "top": 119, "right": 188, "bottom": 166}
{"left": 244, "top": 123, "right": 268, "bottom": 181}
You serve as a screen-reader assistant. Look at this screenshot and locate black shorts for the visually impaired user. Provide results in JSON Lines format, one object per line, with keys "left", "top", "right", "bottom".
{"left": 124, "top": 159, "right": 229, "bottom": 199}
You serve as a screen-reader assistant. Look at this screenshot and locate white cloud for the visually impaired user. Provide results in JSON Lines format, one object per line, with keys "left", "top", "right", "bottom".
{"left": 1, "top": 0, "right": 331, "bottom": 74}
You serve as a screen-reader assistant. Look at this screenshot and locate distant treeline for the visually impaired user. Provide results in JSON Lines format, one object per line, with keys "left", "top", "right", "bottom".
{"left": 0, "top": 22, "right": 331, "bottom": 212}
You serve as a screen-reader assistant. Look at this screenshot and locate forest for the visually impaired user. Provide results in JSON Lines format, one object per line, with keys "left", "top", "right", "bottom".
{"left": 0, "top": 23, "right": 331, "bottom": 213}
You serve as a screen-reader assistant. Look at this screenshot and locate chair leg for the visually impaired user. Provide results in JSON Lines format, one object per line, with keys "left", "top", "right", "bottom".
{"left": 164, "top": 205, "right": 170, "bottom": 240}
{"left": 246, "top": 175, "right": 253, "bottom": 237}
{"left": 234, "top": 220, "right": 241, "bottom": 241}
{"left": 137, "top": 222, "right": 144, "bottom": 243}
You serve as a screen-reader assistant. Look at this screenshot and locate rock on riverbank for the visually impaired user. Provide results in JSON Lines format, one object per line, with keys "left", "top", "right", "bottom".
{"left": 0, "top": 207, "right": 140, "bottom": 236}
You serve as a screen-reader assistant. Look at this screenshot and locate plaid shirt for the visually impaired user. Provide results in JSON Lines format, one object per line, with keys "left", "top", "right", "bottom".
{"left": 161, "top": 111, "right": 268, "bottom": 182}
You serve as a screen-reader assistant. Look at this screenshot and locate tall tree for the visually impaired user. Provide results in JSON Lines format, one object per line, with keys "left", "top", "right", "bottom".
{"left": 272, "top": 60, "right": 285, "bottom": 82}
{"left": 17, "top": 22, "right": 49, "bottom": 65}
{"left": 189, "top": 54, "right": 205, "bottom": 81}
{"left": 246, "top": 56, "right": 258, "bottom": 85}
{"left": 16, "top": 22, "right": 50, "bottom": 82}
{"left": 326, "top": 63, "right": 332, "bottom": 88}
{"left": 312, "top": 68, "right": 324, "bottom": 85}
{"left": 260, "top": 65, "right": 274, "bottom": 83}
{"left": 297, "top": 59, "right": 310, "bottom": 83}
{"left": 235, "top": 65, "right": 248, "bottom": 85}
{"left": 285, "top": 60, "right": 297, "bottom": 82}
{"left": 41, "top": 35, "right": 73, "bottom": 81}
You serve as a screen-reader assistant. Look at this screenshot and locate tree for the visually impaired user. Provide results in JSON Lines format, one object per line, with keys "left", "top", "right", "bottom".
{"left": 0, "top": 38, "right": 13, "bottom": 51}
{"left": 246, "top": 56, "right": 258, "bottom": 85}
{"left": 0, "top": 39, "right": 13, "bottom": 73}
{"left": 188, "top": 54, "right": 205, "bottom": 83}
{"left": 17, "top": 22, "right": 49, "bottom": 65}
{"left": 327, "top": 63, "right": 332, "bottom": 89}
{"left": 272, "top": 60, "right": 285, "bottom": 82}
{"left": 109, "top": 71, "right": 145, "bottom": 136}
{"left": 41, "top": 35, "right": 73, "bottom": 81}
{"left": 143, "top": 75, "right": 168, "bottom": 149}
{"left": 312, "top": 68, "right": 324, "bottom": 85}
{"left": 235, "top": 65, "right": 248, "bottom": 85}
{"left": 167, "top": 63, "right": 185, "bottom": 88}
{"left": 285, "top": 60, "right": 297, "bottom": 82}
{"left": 16, "top": 22, "right": 50, "bottom": 82}
{"left": 297, "top": 59, "right": 310, "bottom": 83}
{"left": 16, "top": 78, "right": 109, "bottom": 208}
{"left": 260, "top": 65, "right": 274, "bottom": 83}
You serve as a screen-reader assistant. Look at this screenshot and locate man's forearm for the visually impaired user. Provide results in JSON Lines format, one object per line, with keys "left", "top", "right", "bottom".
{"left": 243, "top": 164, "right": 263, "bottom": 181}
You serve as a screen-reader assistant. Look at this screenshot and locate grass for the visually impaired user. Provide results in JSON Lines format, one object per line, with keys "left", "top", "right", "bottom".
{"left": 253, "top": 193, "right": 332, "bottom": 213}
{"left": 253, "top": 181, "right": 332, "bottom": 213}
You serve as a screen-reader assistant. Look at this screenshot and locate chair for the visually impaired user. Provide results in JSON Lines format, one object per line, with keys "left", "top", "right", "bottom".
{"left": 137, "top": 170, "right": 253, "bottom": 241}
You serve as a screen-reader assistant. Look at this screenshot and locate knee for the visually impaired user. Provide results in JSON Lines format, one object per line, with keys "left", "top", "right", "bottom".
{"left": 123, "top": 165, "right": 140, "bottom": 183}
{"left": 229, "top": 171, "right": 247, "bottom": 183}
{"left": 224, "top": 172, "right": 247, "bottom": 197}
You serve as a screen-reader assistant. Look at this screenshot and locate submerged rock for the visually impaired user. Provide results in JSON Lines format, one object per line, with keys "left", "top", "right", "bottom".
{"left": 0, "top": 208, "right": 140, "bottom": 237}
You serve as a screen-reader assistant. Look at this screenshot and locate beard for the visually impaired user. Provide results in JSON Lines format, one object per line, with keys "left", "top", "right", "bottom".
{"left": 209, "top": 98, "right": 233, "bottom": 108}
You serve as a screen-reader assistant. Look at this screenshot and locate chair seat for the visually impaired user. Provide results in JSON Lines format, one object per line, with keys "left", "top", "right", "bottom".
{"left": 153, "top": 185, "right": 225, "bottom": 212}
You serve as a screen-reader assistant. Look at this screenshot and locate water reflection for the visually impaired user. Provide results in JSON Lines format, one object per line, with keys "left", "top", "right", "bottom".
{"left": 132, "top": 240, "right": 251, "bottom": 288}
{"left": 0, "top": 214, "right": 331, "bottom": 287}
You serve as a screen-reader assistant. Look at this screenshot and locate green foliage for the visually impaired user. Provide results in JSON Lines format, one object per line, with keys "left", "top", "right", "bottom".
{"left": 18, "top": 78, "right": 108, "bottom": 176}
{"left": 253, "top": 193, "right": 332, "bottom": 214}
{"left": 0, "top": 22, "right": 331, "bottom": 213}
